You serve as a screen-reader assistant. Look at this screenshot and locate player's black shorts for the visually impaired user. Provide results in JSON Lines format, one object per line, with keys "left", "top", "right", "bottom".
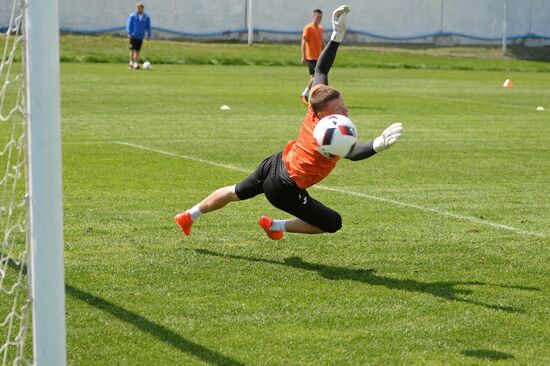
{"left": 129, "top": 38, "right": 143, "bottom": 51}
{"left": 307, "top": 60, "right": 317, "bottom": 75}
{"left": 235, "top": 152, "right": 342, "bottom": 233}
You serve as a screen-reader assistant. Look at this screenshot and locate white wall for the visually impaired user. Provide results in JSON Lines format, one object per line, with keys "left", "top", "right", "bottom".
{"left": 254, "top": 0, "right": 443, "bottom": 37}
{"left": 57, "top": 0, "right": 246, "bottom": 33}
{"left": 530, "top": 0, "right": 550, "bottom": 36}
{"left": 1, "top": 0, "right": 549, "bottom": 43}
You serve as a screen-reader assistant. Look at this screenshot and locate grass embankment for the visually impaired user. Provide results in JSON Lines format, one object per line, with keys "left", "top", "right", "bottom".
{"left": 58, "top": 35, "right": 550, "bottom": 72}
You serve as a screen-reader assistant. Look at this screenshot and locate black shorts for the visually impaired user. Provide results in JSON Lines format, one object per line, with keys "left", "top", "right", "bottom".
{"left": 129, "top": 38, "right": 143, "bottom": 51}
{"left": 235, "top": 152, "right": 342, "bottom": 233}
{"left": 306, "top": 60, "right": 317, "bottom": 75}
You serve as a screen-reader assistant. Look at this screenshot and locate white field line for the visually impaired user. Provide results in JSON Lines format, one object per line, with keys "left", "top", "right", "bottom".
{"left": 62, "top": 141, "right": 115, "bottom": 145}
{"left": 114, "top": 141, "right": 547, "bottom": 239}
{"left": 64, "top": 139, "right": 286, "bottom": 145}
{"left": 115, "top": 141, "right": 249, "bottom": 173}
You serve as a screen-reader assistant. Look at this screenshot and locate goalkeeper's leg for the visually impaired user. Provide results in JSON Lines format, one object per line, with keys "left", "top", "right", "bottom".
{"left": 259, "top": 198, "right": 342, "bottom": 238}
{"left": 263, "top": 185, "right": 342, "bottom": 236}
{"left": 258, "top": 153, "right": 343, "bottom": 239}
{"left": 174, "top": 185, "right": 239, "bottom": 236}
{"left": 174, "top": 154, "right": 273, "bottom": 236}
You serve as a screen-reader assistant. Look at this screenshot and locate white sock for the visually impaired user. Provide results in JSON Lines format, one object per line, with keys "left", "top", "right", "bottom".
{"left": 188, "top": 205, "right": 202, "bottom": 222}
{"left": 301, "top": 87, "right": 310, "bottom": 97}
{"left": 129, "top": 60, "right": 133, "bottom": 65}
{"left": 270, "top": 220, "right": 286, "bottom": 232}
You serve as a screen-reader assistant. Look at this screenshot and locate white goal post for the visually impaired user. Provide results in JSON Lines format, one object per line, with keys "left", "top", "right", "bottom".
{"left": 501, "top": 0, "right": 508, "bottom": 56}
{"left": 247, "top": 0, "right": 254, "bottom": 45}
{"left": 0, "top": 0, "right": 66, "bottom": 363}
{"left": 25, "top": 0, "right": 67, "bottom": 364}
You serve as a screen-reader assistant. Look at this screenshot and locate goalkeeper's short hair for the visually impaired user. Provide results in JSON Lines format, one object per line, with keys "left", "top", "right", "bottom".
{"left": 310, "top": 85, "right": 340, "bottom": 114}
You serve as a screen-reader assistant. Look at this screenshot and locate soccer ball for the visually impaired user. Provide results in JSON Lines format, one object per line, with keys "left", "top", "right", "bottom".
{"left": 143, "top": 61, "right": 152, "bottom": 70}
{"left": 313, "top": 114, "right": 358, "bottom": 158}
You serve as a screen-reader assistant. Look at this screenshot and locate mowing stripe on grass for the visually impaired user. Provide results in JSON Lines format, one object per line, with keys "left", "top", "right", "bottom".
{"left": 409, "top": 93, "right": 549, "bottom": 112}
{"left": 315, "top": 185, "right": 546, "bottom": 238}
{"left": 115, "top": 141, "right": 547, "bottom": 238}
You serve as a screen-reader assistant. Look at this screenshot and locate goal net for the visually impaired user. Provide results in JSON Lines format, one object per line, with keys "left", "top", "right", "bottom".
{"left": 0, "top": 0, "right": 31, "bottom": 364}
{"left": 1, "top": 0, "right": 66, "bottom": 364}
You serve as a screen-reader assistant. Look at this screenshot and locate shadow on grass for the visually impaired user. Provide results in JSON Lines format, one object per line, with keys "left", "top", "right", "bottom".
{"left": 195, "top": 249, "right": 539, "bottom": 314}
{"left": 2, "top": 258, "right": 244, "bottom": 365}
{"left": 462, "top": 349, "right": 514, "bottom": 360}
{"left": 65, "top": 284, "right": 244, "bottom": 366}
{"left": 2, "top": 254, "right": 27, "bottom": 274}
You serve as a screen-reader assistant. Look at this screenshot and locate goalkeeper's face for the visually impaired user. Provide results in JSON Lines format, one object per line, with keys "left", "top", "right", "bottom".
{"left": 319, "top": 96, "right": 348, "bottom": 118}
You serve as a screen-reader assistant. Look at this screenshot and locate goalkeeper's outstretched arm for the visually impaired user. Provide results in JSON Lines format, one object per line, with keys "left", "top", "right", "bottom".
{"left": 346, "top": 141, "right": 377, "bottom": 161}
{"left": 312, "top": 5, "right": 350, "bottom": 88}
{"left": 346, "top": 123, "right": 404, "bottom": 161}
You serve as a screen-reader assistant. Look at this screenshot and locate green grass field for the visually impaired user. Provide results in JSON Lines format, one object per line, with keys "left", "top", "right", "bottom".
{"left": 57, "top": 35, "right": 550, "bottom": 72}
{"left": 36, "top": 38, "right": 550, "bottom": 365}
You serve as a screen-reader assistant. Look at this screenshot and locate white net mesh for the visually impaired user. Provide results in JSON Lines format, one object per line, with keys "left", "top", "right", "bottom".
{"left": 0, "top": 0, "right": 31, "bottom": 364}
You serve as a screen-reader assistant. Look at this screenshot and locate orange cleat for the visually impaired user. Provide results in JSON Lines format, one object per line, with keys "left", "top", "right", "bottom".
{"left": 174, "top": 211, "right": 193, "bottom": 236}
{"left": 258, "top": 216, "right": 285, "bottom": 240}
{"left": 300, "top": 95, "right": 309, "bottom": 106}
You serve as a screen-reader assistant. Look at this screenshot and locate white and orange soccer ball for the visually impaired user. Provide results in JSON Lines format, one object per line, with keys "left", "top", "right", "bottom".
{"left": 313, "top": 114, "right": 358, "bottom": 158}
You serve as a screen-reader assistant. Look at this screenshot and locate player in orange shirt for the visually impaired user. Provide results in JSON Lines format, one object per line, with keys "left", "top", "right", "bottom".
{"left": 300, "top": 9, "right": 324, "bottom": 105}
{"left": 175, "top": 5, "right": 403, "bottom": 239}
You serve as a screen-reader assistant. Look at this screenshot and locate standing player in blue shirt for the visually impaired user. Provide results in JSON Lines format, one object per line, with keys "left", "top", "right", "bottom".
{"left": 126, "top": 3, "right": 151, "bottom": 70}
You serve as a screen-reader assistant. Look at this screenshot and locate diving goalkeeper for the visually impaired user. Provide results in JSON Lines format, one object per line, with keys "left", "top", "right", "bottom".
{"left": 175, "top": 5, "right": 403, "bottom": 239}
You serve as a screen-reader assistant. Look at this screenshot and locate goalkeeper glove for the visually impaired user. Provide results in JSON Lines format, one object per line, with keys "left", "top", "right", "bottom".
{"left": 373, "top": 123, "right": 403, "bottom": 152}
{"left": 331, "top": 5, "right": 351, "bottom": 42}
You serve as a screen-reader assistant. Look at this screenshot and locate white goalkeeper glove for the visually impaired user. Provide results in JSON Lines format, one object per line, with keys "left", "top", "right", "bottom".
{"left": 373, "top": 122, "right": 403, "bottom": 152}
{"left": 331, "top": 5, "right": 351, "bottom": 42}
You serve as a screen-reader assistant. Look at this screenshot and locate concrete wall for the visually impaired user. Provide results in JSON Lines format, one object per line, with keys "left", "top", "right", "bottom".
{"left": 1, "top": 0, "right": 549, "bottom": 44}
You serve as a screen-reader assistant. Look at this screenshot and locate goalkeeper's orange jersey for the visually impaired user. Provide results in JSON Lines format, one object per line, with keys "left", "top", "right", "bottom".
{"left": 282, "top": 106, "right": 339, "bottom": 189}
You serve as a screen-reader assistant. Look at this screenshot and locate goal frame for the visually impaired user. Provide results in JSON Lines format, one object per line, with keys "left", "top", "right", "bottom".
{"left": 25, "top": 0, "right": 67, "bottom": 364}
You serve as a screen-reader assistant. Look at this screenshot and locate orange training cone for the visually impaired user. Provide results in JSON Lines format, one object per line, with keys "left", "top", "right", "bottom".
{"left": 502, "top": 79, "right": 513, "bottom": 88}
